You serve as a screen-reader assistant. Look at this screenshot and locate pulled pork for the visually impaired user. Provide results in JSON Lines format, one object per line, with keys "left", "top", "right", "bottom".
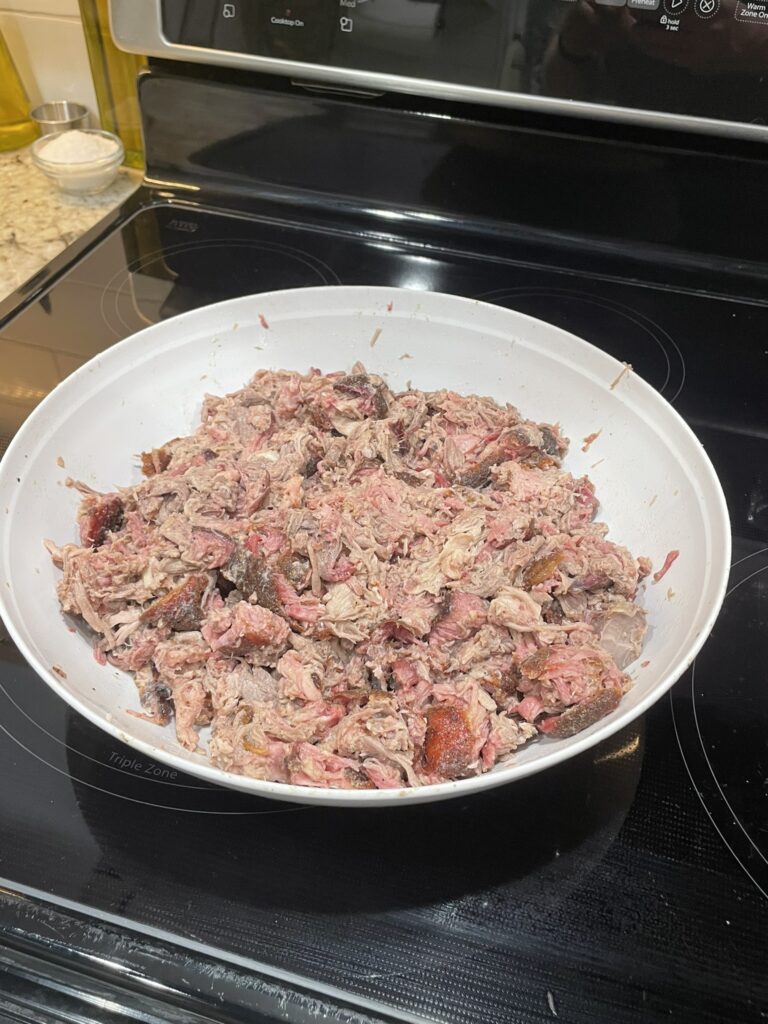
{"left": 48, "top": 364, "right": 648, "bottom": 789}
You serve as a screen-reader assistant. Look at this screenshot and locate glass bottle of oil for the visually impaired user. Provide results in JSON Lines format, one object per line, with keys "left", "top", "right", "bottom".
{"left": 0, "top": 30, "right": 38, "bottom": 152}
{"left": 77, "top": 0, "right": 145, "bottom": 168}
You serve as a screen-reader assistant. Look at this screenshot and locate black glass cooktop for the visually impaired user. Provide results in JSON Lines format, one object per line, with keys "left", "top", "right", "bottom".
{"left": 1, "top": 200, "right": 767, "bottom": 1023}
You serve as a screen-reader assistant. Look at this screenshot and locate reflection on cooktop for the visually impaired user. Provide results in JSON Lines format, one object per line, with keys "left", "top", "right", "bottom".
{"left": 479, "top": 287, "right": 687, "bottom": 406}
{"left": 672, "top": 537, "right": 768, "bottom": 900}
{"left": 100, "top": 235, "right": 341, "bottom": 340}
{"left": 4, "top": 202, "right": 768, "bottom": 447}
{"left": 8, "top": 200, "right": 768, "bottom": 474}
{"left": 68, "top": 716, "right": 643, "bottom": 918}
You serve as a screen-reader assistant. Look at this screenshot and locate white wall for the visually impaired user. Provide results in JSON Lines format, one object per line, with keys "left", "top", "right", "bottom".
{"left": 0, "top": 0, "right": 98, "bottom": 123}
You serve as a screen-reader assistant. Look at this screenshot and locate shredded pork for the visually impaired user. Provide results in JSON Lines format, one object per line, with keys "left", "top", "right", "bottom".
{"left": 48, "top": 364, "right": 649, "bottom": 789}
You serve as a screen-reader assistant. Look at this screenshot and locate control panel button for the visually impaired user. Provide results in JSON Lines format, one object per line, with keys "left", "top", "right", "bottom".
{"left": 628, "top": 0, "right": 660, "bottom": 8}
{"left": 663, "top": 0, "right": 688, "bottom": 13}
{"left": 222, "top": 2, "right": 236, "bottom": 17}
{"left": 694, "top": 0, "right": 718, "bottom": 16}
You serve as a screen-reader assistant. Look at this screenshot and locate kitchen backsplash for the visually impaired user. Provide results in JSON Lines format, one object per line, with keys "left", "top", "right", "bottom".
{"left": 0, "top": 0, "right": 98, "bottom": 122}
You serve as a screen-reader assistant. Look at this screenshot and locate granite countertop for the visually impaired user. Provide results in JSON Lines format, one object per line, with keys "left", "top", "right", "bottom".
{"left": 0, "top": 147, "right": 140, "bottom": 304}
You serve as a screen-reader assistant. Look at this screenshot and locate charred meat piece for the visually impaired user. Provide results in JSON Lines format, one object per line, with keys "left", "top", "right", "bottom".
{"left": 459, "top": 426, "right": 562, "bottom": 487}
{"left": 141, "top": 574, "right": 208, "bottom": 631}
{"left": 542, "top": 601, "right": 564, "bottom": 625}
{"left": 519, "top": 646, "right": 551, "bottom": 680}
{"left": 79, "top": 496, "right": 124, "bottom": 549}
{"left": 522, "top": 551, "right": 564, "bottom": 589}
{"left": 222, "top": 545, "right": 257, "bottom": 595}
{"left": 510, "top": 424, "right": 564, "bottom": 465}
{"left": 245, "top": 560, "right": 280, "bottom": 613}
{"left": 538, "top": 686, "right": 622, "bottom": 739}
{"left": 222, "top": 545, "right": 280, "bottom": 611}
{"left": 224, "top": 541, "right": 311, "bottom": 609}
{"left": 139, "top": 681, "right": 174, "bottom": 725}
{"left": 521, "top": 450, "right": 557, "bottom": 470}
{"left": 282, "top": 556, "right": 310, "bottom": 590}
{"left": 423, "top": 705, "right": 474, "bottom": 778}
{"left": 333, "top": 373, "right": 373, "bottom": 397}
{"left": 140, "top": 446, "right": 172, "bottom": 476}
{"left": 333, "top": 374, "right": 388, "bottom": 419}
{"left": 302, "top": 455, "right": 321, "bottom": 479}
{"left": 215, "top": 571, "right": 236, "bottom": 599}
{"left": 488, "top": 664, "right": 524, "bottom": 697}
{"left": 459, "top": 454, "right": 500, "bottom": 489}
{"left": 539, "top": 425, "right": 562, "bottom": 457}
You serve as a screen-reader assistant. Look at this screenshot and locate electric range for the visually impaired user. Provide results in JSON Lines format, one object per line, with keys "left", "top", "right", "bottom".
{"left": 1, "top": 19, "right": 768, "bottom": 1023}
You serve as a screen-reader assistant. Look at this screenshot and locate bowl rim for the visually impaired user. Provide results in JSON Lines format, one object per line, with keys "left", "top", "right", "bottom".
{"left": 0, "top": 285, "right": 732, "bottom": 806}
{"left": 31, "top": 128, "right": 124, "bottom": 170}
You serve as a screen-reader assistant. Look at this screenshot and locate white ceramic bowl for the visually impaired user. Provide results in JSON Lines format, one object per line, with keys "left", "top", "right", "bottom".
{"left": 0, "top": 287, "right": 730, "bottom": 806}
{"left": 30, "top": 128, "right": 123, "bottom": 195}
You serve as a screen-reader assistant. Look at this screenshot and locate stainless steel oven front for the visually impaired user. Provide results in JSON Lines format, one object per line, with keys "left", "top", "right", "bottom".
{"left": 111, "top": 0, "right": 768, "bottom": 141}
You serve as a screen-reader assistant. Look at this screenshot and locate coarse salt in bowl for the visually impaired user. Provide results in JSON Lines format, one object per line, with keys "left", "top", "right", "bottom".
{"left": 31, "top": 128, "right": 124, "bottom": 195}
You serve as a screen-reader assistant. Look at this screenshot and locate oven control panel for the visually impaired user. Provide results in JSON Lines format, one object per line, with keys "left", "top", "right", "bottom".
{"left": 111, "top": 0, "right": 768, "bottom": 139}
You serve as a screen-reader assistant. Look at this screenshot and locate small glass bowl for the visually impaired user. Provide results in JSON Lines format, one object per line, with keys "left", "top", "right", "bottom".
{"left": 30, "top": 129, "right": 124, "bottom": 195}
